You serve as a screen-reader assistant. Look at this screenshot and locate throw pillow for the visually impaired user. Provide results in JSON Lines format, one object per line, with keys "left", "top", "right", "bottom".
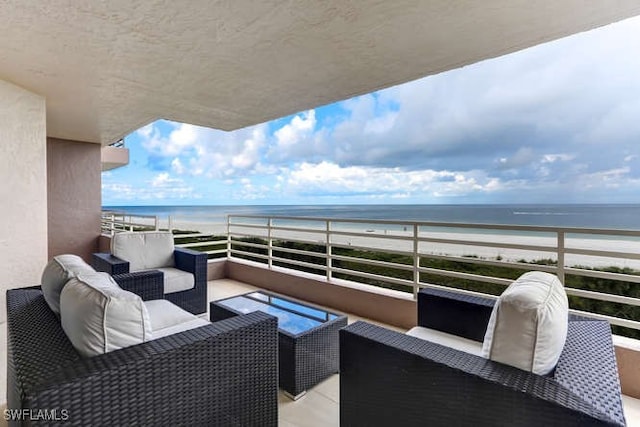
{"left": 41, "top": 254, "right": 95, "bottom": 315}
{"left": 60, "top": 272, "right": 152, "bottom": 357}
{"left": 481, "top": 271, "right": 568, "bottom": 375}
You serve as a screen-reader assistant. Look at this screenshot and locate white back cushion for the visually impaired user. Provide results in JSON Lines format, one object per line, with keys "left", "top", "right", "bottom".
{"left": 60, "top": 272, "right": 152, "bottom": 357}
{"left": 111, "top": 231, "right": 175, "bottom": 271}
{"left": 41, "top": 254, "right": 95, "bottom": 315}
{"left": 482, "top": 271, "right": 568, "bottom": 375}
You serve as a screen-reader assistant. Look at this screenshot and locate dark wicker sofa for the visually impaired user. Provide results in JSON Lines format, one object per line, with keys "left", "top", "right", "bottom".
{"left": 93, "top": 246, "right": 207, "bottom": 315}
{"left": 6, "top": 285, "right": 278, "bottom": 427}
{"left": 340, "top": 287, "right": 627, "bottom": 427}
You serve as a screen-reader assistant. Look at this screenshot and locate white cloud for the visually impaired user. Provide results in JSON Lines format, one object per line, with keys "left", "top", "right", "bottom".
{"left": 103, "top": 173, "right": 199, "bottom": 202}
{"left": 282, "top": 161, "right": 500, "bottom": 199}
{"left": 542, "top": 154, "right": 575, "bottom": 163}
{"left": 274, "top": 110, "right": 316, "bottom": 148}
{"left": 171, "top": 158, "right": 185, "bottom": 174}
{"left": 137, "top": 123, "right": 154, "bottom": 138}
{"left": 140, "top": 121, "right": 268, "bottom": 179}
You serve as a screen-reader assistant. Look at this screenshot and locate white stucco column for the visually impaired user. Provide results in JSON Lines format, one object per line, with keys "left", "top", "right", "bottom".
{"left": 0, "top": 79, "right": 47, "bottom": 323}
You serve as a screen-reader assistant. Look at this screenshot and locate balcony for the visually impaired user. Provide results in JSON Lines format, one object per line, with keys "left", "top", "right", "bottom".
{"left": 86, "top": 212, "right": 640, "bottom": 418}
{"left": 101, "top": 140, "right": 129, "bottom": 171}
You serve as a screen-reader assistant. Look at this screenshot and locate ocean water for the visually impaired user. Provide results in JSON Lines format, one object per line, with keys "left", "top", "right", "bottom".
{"left": 103, "top": 204, "right": 640, "bottom": 230}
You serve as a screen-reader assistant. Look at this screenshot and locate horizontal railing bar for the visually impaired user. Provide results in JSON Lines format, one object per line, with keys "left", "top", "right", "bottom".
{"left": 329, "top": 229, "right": 412, "bottom": 242}
{"left": 228, "top": 231, "right": 269, "bottom": 239}
{"left": 419, "top": 253, "right": 558, "bottom": 274}
{"left": 173, "top": 232, "right": 223, "bottom": 239}
{"left": 229, "top": 249, "right": 269, "bottom": 260}
{"left": 420, "top": 237, "right": 556, "bottom": 253}
{"left": 203, "top": 249, "right": 228, "bottom": 255}
{"left": 271, "top": 256, "right": 326, "bottom": 271}
{"left": 330, "top": 242, "right": 414, "bottom": 258}
{"left": 331, "top": 266, "right": 415, "bottom": 288}
{"left": 271, "top": 246, "right": 326, "bottom": 259}
{"left": 268, "top": 225, "right": 326, "bottom": 234}
{"left": 417, "top": 282, "right": 500, "bottom": 301}
{"left": 229, "top": 240, "right": 268, "bottom": 250}
{"left": 229, "top": 223, "right": 270, "bottom": 231}
{"left": 102, "top": 212, "right": 158, "bottom": 219}
{"left": 565, "top": 288, "right": 640, "bottom": 307}
{"left": 563, "top": 247, "right": 640, "bottom": 260}
{"left": 176, "top": 241, "right": 227, "bottom": 249}
{"left": 331, "top": 254, "right": 414, "bottom": 272}
{"left": 568, "top": 309, "right": 640, "bottom": 330}
{"left": 103, "top": 221, "right": 156, "bottom": 229}
{"left": 564, "top": 267, "right": 640, "bottom": 284}
{"left": 419, "top": 267, "right": 513, "bottom": 287}
{"left": 270, "top": 235, "right": 327, "bottom": 246}
{"left": 101, "top": 220, "right": 155, "bottom": 227}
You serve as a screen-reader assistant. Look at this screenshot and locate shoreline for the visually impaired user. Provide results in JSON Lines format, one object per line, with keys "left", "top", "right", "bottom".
{"left": 154, "top": 218, "right": 640, "bottom": 270}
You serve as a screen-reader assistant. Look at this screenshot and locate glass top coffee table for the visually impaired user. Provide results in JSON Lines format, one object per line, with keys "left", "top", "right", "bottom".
{"left": 210, "top": 291, "right": 348, "bottom": 399}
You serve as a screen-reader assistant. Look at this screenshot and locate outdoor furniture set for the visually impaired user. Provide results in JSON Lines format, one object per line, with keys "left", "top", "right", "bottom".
{"left": 5, "top": 231, "right": 627, "bottom": 426}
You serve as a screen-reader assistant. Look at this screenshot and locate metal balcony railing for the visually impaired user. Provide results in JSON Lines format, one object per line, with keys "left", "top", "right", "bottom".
{"left": 100, "top": 211, "right": 640, "bottom": 334}
{"left": 100, "top": 211, "right": 159, "bottom": 234}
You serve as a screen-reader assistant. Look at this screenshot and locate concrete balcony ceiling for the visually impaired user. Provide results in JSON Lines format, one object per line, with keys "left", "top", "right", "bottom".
{"left": 2, "top": 1, "right": 640, "bottom": 145}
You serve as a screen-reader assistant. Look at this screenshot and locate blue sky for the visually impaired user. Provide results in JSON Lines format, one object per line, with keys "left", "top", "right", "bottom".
{"left": 103, "top": 16, "right": 640, "bottom": 206}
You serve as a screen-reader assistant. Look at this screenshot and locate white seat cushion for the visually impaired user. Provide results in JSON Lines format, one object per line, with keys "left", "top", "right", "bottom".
{"left": 152, "top": 318, "right": 210, "bottom": 339}
{"left": 407, "top": 326, "right": 483, "bottom": 356}
{"left": 481, "top": 271, "right": 568, "bottom": 375}
{"left": 156, "top": 267, "right": 195, "bottom": 294}
{"left": 111, "top": 231, "right": 175, "bottom": 271}
{"left": 144, "top": 299, "right": 209, "bottom": 339}
{"left": 60, "top": 272, "right": 152, "bottom": 357}
{"left": 41, "top": 254, "right": 95, "bottom": 315}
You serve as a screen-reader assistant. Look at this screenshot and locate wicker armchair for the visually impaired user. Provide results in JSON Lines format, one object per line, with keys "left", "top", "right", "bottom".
{"left": 340, "top": 288, "right": 626, "bottom": 426}
{"left": 93, "top": 232, "right": 208, "bottom": 315}
{"left": 6, "top": 286, "right": 278, "bottom": 426}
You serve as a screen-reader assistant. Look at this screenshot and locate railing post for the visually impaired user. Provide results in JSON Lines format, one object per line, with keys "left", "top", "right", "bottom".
{"left": 110, "top": 213, "right": 115, "bottom": 236}
{"left": 557, "top": 231, "right": 565, "bottom": 284}
{"left": 268, "top": 218, "right": 273, "bottom": 269}
{"left": 226, "top": 215, "right": 231, "bottom": 259}
{"left": 168, "top": 216, "right": 173, "bottom": 232}
{"left": 413, "top": 223, "right": 419, "bottom": 299}
{"left": 326, "top": 220, "right": 332, "bottom": 281}
{"left": 154, "top": 215, "right": 159, "bottom": 231}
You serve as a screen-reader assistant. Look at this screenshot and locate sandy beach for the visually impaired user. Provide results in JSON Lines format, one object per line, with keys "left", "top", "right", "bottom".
{"left": 147, "top": 217, "right": 640, "bottom": 270}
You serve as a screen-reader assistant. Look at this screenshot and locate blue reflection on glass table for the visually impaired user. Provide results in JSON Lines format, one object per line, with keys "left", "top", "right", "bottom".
{"left": 218, "top": 292, "right": 339, "bottom": 335}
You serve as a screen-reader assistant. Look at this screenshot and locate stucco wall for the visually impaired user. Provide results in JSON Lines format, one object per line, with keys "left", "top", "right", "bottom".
{"left": 0, "top": 80, "right": 47, "bottom": 323}
{"left": 47, "top": 138, "right": 101, "bottom": 262}
{"left": 226, "top": 259, "right": 417, "bottom": 329}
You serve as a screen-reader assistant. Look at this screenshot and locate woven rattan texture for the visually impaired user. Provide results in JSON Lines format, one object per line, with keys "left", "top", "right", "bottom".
{"left": 340, "top": 290, "right": 626, "bottom": 426}
{"left": 211, "top": 296, "right": 347, "bottom": 397}
{"left": 113, "top": 270, "right": 164, "bottom": 300}
{"left": 280, "top": 315, "right": 348, "bottom": 396}
{"left": 166, "top": 247, "right": 208, "bottom": 314}
{"left": 7, "top": 288, "right": 279, "bottom": 426}
{"left": 555, "top": 321, "right": 626, "bottom": 426}
{"left": 92, "top": 252, "right": 129, "bottom": 275}
{"left": 418, "top": 287, "right": 495, "bottom": 342}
